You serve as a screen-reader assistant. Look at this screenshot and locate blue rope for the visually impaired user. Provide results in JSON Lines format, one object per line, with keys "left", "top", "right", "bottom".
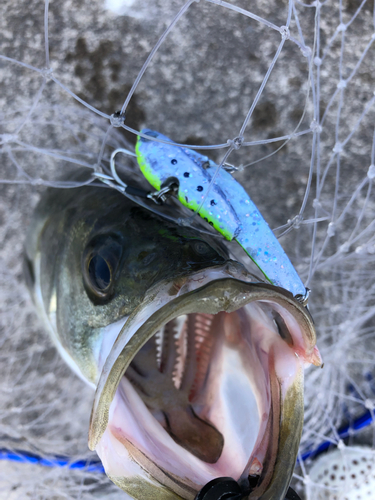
{"left": 0, "top": 448, "right": 105, "bottom": 473}
{"left": 300, "top": 409, "right": 374, "bottom": 461}
{"left": 1, "top": 409, "right": 373, "bottom": 472}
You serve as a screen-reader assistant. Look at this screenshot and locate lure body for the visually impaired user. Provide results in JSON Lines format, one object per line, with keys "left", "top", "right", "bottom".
{"left": 136, "top": 129, "right": 306, "bottom": 297}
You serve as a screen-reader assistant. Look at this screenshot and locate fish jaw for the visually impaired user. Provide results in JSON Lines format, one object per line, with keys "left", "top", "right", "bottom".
{"left": 88, "top": 267, "right": 318, "bottom": 500}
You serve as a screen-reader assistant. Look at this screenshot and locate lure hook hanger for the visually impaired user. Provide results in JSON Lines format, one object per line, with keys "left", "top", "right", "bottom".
{"left": 146, "top": 178, "right": 179, "bottom": 204}
{"left": 93, "top": 151, "right": 223, "bottom": 238}
{"left": 295, "top": 287, "right": 310, "bottom": 307}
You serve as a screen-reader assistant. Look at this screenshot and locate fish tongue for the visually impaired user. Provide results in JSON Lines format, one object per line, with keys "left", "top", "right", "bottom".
{"left": 166, "top": 405, "right": 224, "bottom": 464}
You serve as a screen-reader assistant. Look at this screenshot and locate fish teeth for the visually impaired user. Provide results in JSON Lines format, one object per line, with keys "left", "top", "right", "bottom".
{"left": 160, "top": 318, "right": 178, "bottom": 376}
{"left": 179, "top": 315, "right": 199, "bottom": 393}
{"left": 154, "top": 313, "right": 216, "bottom": 398}
{"left": 154, "top": 329, "right": 163, "bottom": 369}
{"left": 190, "top": 314, "right": 215, "bottom": 401}
{"left": 172, "top": 320, "right": 186, "bottom": 390}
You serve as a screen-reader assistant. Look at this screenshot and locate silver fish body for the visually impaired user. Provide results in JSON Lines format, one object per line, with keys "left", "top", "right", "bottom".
{"left": 25, "top": 177, "right": 321, "bottom": 499}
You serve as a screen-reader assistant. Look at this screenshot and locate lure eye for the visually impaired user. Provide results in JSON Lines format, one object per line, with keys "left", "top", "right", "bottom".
{"left": 83, "top": 235, "right": 123, "bottom": 302}
{"left": 273, "top": 311, "right": 293, "bottom": 346}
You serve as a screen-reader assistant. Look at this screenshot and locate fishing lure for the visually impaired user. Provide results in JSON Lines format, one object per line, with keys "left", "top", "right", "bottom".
{"left": 136, "top": 129, "right": 307, "bottom": 300}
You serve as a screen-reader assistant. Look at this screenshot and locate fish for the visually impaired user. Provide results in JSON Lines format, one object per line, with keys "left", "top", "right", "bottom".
{"left": 24, "top": 169, "right": 322, "bottom": 500}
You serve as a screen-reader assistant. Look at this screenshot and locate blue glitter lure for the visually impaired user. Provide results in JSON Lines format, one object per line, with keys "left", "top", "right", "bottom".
{"left": 135, "top": 129, "right": 306, "bottom": 299}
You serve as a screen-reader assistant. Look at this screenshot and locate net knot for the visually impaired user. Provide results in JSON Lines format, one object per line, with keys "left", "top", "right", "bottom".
{"left": 339, "top": 242, "right": 350, "bottom": 253}
{"left": 333, "top": 142, "right": 343, "bottom": 154}
{"left": 337, "top": 440, "right": 345, "bottom": 450}
{"left": 301, "top": 45, "right": 311, "bottom": 58}
{"left": 41, "top": 67, "right": 54, "bottom": 78}
{"left": 312, "top": 198, "right": 321, "bottom": 209}
{"left": 336, "top": 23, "right": 347, "bottom": 32}
{"left": 287, "top": 214, "right": 303, "bottom": 229}
{"left": 337, "top": 79, "right": 347, "bottom": 89}
{"left": 0, "top": 133, "right": 17, "bottom": 144}
{"left": 303, "top": 475, "right": 311, "bottom": 486}
{"left": 310, "top": 119, "right": 322, "bottom": 133}
{"left": 279, "top": 25, "right": 290, "bottom": 40}
{"left": 30, "top": 178, "right": 44, "bottom": 186}
{"left": 364, "top": 399, "right": 374, "bottom": 410}
{"left": 327, "top": 221, "right": 336, "bottom": 237}
{"left": 228, "top": 136, "right": 244, "bottom": 150}
{"left": 93, "top": 164, "right": 104, "bottom": 174}
{"left": 314, "top": 56, "right": 322, "bottom": 66}
{"left": 177, "top": 217, "right": 191, "bottom": 227}
{"left": 110, "top": 111, "right": 126, "bottom": 127}
{"left": 367, "top": 164, "right": 375, "bottom": 179}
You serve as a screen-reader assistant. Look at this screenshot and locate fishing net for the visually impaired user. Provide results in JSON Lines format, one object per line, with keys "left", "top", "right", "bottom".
{"left": 1, "top": 0, "right": 374, "bottom": 498}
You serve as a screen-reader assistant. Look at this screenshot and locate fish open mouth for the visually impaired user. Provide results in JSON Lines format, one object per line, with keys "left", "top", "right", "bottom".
{"left": 89, "top": 263, "right": 320, "bottom": 499}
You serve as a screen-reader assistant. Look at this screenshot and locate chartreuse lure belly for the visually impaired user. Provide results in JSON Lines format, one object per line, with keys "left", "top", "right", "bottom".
{"left": 136, "top": 129, "right": 306, "bottom": 298}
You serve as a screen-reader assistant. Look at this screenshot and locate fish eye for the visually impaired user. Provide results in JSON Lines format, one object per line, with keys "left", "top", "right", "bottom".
{"left": 273, "top": 311, "right": 293, "bottom": 346}
{"left": 83, "top": 235, "right": 122, "bottom": 301}
{"left": 192, "top": 240, "right": 212, "bottom": 256}
{"left": 88, "top": 255, "right": 111, "bottom": 291}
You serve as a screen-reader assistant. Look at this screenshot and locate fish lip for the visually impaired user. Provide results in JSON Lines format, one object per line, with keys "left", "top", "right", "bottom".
{"left": 88, "top": 262, "right": 316, "bottom": 498}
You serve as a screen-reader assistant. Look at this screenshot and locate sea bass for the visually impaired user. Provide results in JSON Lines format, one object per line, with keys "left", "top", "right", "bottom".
{"left": 24, "top": 174, "right": 321, "bottom": 499}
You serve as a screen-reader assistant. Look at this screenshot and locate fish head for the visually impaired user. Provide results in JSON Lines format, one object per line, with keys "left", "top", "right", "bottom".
{"left": 25, "top": 185, "right": 321, "bottom": 500}
{"left": 26, "top": 187, "right": 227, "bottom": 384}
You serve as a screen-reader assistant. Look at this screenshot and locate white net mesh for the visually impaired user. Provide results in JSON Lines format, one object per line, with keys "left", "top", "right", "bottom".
{"left": 1, "top": 0, "right": 375, "bottom": 498}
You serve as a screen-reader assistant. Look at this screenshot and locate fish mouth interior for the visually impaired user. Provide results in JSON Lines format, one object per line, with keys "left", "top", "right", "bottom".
{"left": 123, "top": 309, "right": 268, "bottom": 467}
{"left": 93, "top": 277, "right": 314, "bottom": 492}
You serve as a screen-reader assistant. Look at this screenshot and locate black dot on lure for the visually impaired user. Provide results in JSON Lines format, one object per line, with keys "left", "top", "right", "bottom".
{"left": 210, "top": 199, "right": 217, "bottom": 206}
{"left": 197, "top": 186, "right": 203, "bottom": 192}
{"left": 183, "top": 172, "right": 190, "bottom": 178}
{"left": 171, "top": 159, "right": 178, "bottom": 165}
